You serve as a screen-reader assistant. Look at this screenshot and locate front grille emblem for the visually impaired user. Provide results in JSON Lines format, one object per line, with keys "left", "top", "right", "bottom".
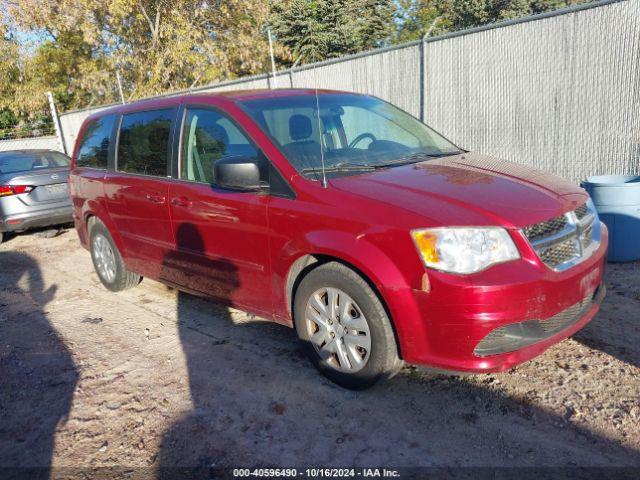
{"left": 522, "top": 203, "right": 600, "bottom": 271}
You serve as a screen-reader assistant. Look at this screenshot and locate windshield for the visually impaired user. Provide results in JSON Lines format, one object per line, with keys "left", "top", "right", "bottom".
{"left": 238, "top": 93, "right": 461, "bottom": 178}
{"left": 0, "top": 151, "right": 70, "bottom": 174}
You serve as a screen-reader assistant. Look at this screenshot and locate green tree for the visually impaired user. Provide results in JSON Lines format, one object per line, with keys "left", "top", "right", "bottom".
{"left": 394, "top": 0, "right": 589, "bottom": 41}
{"left": 354, "top": 0, "right": 397, "bottom": 50}
{"left": 0, "top": 27, "right": 21, "bottom": 114}
{"left": 448, "top": 0, "right": 589, "bottom": 29}
{"left": 270, "top": 0, "right": 396, "bottom": 64}
{"left": 393, "top": 0, "right": 452, "bottom": 42}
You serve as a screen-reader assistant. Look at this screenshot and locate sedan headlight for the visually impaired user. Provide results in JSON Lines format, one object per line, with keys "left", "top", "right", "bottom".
{"left": 410, "top": 227, "right": 520, "bottom": 274}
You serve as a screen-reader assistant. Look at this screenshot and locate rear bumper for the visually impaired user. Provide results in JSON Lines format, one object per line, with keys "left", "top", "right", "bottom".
{"left": 386, "top": 224, "right": 609, "bottom": 373}
{"left": 0, "top": 205, "right": 73, "bottom": 233}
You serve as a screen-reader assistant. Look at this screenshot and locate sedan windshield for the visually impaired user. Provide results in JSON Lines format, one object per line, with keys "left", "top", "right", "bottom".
{"left": 0, "top": 151, "right": 70, "bottom": 174}
{"left": 238, "top": 93, "right": 462, "bottom": 178}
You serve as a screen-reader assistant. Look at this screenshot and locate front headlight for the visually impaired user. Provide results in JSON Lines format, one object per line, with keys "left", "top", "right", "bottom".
{"left": 410, "top": 227, "right": 520, "bottom": 274}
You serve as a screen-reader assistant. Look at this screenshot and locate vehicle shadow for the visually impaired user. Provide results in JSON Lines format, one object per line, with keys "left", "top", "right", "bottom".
{"left": 0, "top": 251, "right": 78, "bottom": 478}
{"left": 156, "top": 223, "right": 241, "bottom": 477}
{"left": 573, "top": 262, "right": 640, "bottom": 369}
{"left": 155, "top": 226, "right": 640, "bottom": 473}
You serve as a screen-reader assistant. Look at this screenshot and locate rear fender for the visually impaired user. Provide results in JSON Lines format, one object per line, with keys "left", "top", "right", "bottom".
{"left": 82, "top": 200, "right": 126, "bottom": 255}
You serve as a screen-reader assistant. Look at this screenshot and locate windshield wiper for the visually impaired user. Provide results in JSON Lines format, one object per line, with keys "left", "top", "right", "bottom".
{"left": 425, "top": 151, "right": 464, "bottom": 158}
{"left": 300, "top": 151, "right": 464, "bottom": 175}
{"left": 370, "top": 154, "right": 431, "bottom": 168}
{"left": 373, "top": 151, "right": 462, "bottom": 168}
{"left": 300, "top": 164, "right": 377, "bottom": 174}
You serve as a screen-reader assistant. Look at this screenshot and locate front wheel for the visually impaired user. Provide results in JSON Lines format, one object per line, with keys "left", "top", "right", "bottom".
{"left": 294, "top": 262, "right": 403, "bottom": 389}
{"left": 89, "top": 220, "right": 141, "bottom": 292}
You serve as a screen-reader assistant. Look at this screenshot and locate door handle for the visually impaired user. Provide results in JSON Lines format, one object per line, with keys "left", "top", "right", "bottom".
{"left": 145, "top": 193, "right": 166, "bottom": 204}
{"left": 171, "top": 196, "right": 193, "bottom": 208}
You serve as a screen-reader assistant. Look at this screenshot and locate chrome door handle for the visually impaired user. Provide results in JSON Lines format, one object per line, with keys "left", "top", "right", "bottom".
{"left": 145, "top": 193, "right": 166, "bottom": 204}
{"left": 171, "top": 196, "right": 193, "bottom": 208}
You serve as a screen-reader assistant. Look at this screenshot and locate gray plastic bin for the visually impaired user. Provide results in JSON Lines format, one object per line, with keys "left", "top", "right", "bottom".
{"left": 581, "top": 175, "right": 640, "bottom": 262}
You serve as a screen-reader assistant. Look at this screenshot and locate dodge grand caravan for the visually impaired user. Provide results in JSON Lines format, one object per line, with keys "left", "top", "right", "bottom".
{"left": 69, "top": 89, "right": 607, "bottom": 389}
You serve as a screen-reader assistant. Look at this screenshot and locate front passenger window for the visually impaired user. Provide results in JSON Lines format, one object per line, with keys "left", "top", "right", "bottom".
{"left": 181, "top": 108, "right": 260, "bottom": 184}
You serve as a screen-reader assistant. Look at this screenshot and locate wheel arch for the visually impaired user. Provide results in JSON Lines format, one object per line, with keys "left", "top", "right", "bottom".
{"left": 82, "top": 204, "right": 126, "bottom": 255}
{"left": 285, "top": 252, "right": 406, "bottom": 360}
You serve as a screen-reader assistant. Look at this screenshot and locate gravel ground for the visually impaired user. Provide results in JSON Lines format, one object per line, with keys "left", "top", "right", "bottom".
{"left": 0, "top": 228, "right": 639, "bottom": 475}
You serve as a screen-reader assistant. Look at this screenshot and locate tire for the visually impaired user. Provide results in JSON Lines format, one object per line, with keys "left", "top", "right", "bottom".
{"left": 89, "top": 219, "right": 141, "bottom": 292}
{"left": 294, "top": 261, "right": 403, "bottom": 389}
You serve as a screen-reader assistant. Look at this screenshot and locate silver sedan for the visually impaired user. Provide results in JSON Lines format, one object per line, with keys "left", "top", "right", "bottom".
{"left": 0, "top": 150, "right": 73, "bottom": 244}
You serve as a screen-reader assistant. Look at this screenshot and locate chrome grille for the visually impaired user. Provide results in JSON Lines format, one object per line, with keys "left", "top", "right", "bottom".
{"left": 574, "top": 203, "right": 588, "bottom": 220}
{"left": 522, "top": 202, "right": 600, "bottom": 271}
{"left": 581, "top": 224, "right": 593, "bottom": 250}
{"left": 523, "top": 215, "right": 567, "bottom": 241}
{"left": 538, "top": 238, "right": 578, "bottom": 268}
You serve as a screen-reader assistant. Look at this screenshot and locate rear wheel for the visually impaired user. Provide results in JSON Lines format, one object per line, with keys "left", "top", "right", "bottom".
{"left": 89, "top": 219, "right": 141, "bottom": 291}
{"left": 294, "top": 261, "right": 403, "bottom": 389}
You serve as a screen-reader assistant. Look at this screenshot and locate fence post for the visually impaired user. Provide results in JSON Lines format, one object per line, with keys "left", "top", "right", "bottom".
{"left": 419, "top": 38, "right": 425, "bottom": 122}
{"left": 47, "top": 92, "right": 67, "bottom": 155}
{"left": 267, "top": 28, "right": 278, "bottom": 89}
{"left": 420, "top": 18, "right": 440, "bottom": 123}
{"left": 116, "top": 71, "right": 126, "bottom": 104}
{"left": 289, "top": 57, "right": 301, "bottom": 89}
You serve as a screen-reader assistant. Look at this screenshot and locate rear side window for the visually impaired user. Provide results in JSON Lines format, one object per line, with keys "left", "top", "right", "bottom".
{"left": 117, "top": 109, "right": 175, "bottom": 176}
{"left": 76, "top": 115, "right": 115, "bottom": 169}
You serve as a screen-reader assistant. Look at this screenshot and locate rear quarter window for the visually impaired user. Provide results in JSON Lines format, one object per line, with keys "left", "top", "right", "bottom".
{"left": 117, "top": 109, "right": 175, "bottom": 177}
{"left": 76, "top": 115, "right": 116, "bottom": 169}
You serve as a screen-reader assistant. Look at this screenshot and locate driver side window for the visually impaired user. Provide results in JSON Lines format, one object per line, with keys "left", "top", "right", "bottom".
{"left": 181, "top": 107, "right": 260, "bottom": 184}
{"left": 341, "top": 106, "right": 420, "bottom": 148}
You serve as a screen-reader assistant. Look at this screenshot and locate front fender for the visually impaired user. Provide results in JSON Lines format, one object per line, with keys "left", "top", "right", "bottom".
{"left": 272, "top": 229, "right": 415, "bottom": 342}
{"left": 302, "top": 230, "right": 410, "bottom": 291}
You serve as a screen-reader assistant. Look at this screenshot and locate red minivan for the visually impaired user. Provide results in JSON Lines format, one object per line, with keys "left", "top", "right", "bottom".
{"left": 69, "top": 89, "right": 607, "bottom": 389}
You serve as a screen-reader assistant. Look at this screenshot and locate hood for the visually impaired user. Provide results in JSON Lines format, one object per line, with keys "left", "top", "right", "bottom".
{"left": 330, "top": 153, "right": 588, "bottom": 228}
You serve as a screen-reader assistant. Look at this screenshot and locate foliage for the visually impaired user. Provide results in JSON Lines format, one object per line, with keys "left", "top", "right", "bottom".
{"left": 394, "top": 0, "right": 589, "bottom": 41}
{"left": 270, "top": 0, "right": 396, "bottom": 64}
{"left": 1, "top": 0, "right": 287, "bottom": 126}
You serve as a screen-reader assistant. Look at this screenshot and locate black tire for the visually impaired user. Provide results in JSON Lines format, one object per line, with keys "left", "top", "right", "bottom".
{"left": 89, "top": 219, "right": 141, "bottom": 292}
{"left": 294, "top": 261, "right": 403, "bottom": 389}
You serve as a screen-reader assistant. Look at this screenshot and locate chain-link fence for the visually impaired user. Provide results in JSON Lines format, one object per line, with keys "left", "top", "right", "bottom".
{"left": 0, "top": 135, "right": 61, "bottom": 152}
{"left": 424, "top": 0, "right": 640, "bottom": 182}
{"left": 5, "top": 0, "right": 638, "bottom": 182}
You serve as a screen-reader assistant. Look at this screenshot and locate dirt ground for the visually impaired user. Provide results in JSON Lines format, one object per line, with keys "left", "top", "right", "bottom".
{"left": 0, "top": 227, "right": 639, "bottom": 475}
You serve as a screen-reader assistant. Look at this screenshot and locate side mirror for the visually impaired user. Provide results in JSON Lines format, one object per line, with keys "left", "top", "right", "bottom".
{"left": 213, "top": 156, "right": 263, "bottom": 191}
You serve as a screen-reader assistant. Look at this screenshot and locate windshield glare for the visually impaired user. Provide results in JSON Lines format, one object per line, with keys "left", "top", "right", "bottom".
{"left": 238, "top": 93, "right": 461, "bottom": 178}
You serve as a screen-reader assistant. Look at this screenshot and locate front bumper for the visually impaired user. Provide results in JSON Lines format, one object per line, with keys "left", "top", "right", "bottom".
{"left": 473, "top": 282, "right": 605, "bottom": 356}
{"left": 0, "top": 205, "right": 73, "bottom": 233}
{"left": 385, "top": 224, "right": 608, "bottom": 373}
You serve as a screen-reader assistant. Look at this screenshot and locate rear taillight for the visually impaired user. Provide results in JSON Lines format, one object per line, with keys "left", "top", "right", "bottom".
{"left": 0, "top": 185, "right": 34, "bottom": 197}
